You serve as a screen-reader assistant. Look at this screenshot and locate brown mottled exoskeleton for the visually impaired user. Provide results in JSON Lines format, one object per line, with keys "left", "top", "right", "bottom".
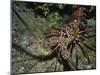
{"left": 40, "top": 6, "right": 96, "bottom": 70}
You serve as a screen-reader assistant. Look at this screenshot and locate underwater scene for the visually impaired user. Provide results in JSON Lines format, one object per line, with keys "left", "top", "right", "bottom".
{"left": 11, "top": 1, "right": 96, "bottom": 74}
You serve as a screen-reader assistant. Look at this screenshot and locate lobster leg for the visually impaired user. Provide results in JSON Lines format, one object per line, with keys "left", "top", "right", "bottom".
{"left": 76, "top": 40, "right": 90, "bottom": 64}
{"left": 78, "top": 35, "right": 96, "bottom": 52}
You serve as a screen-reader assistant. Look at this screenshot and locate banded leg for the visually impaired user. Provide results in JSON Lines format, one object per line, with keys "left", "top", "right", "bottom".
{"left": 75, "top": 40, "right": 90, "bottom": 64}
{"left": 78, "top": 35, "right": 96, "bottom": 51}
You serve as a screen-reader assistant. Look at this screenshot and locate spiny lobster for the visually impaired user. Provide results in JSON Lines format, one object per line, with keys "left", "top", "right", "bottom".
{"left": 40, "top": 6, "right": 95, "bottom": 70}
{"left": 12, "top": 4, "right": 96, "bottom": 72}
